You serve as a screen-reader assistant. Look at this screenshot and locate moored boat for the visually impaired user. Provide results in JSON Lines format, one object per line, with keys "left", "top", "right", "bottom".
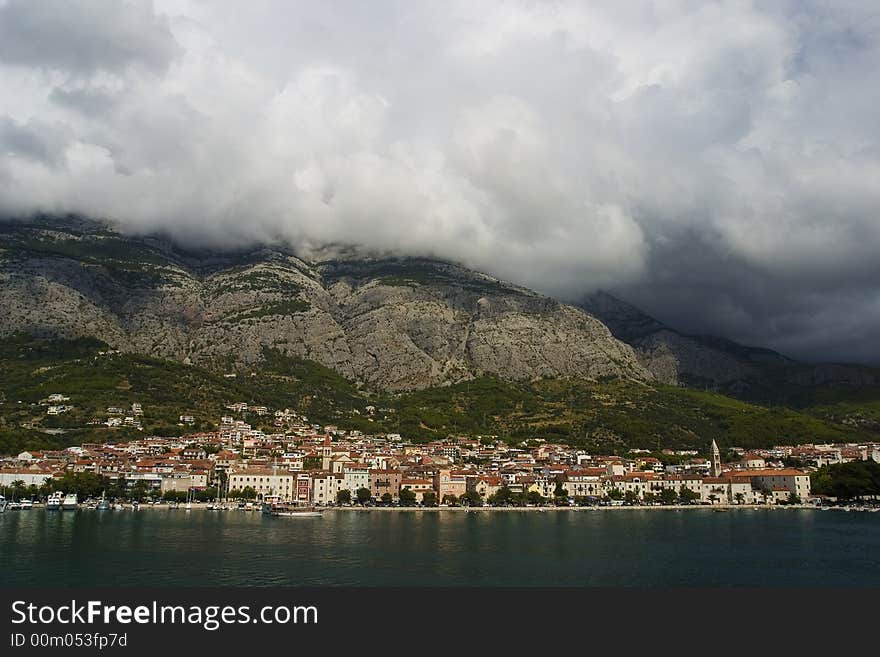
{"left": 46, "top": 492, "right": 63, "bottom": 510}
{"left": 20, "top": 498, "right": 34, "bottom": 510}
{"left": 96, "top": 492, "right": 110, "bottom": 511}
{"left": 261, "top": 502, "right": 322, "bottom": 517}
{"left": 0, "top": 495, "right": 8, "bottom": 512}
{"left": 62, "top": 493, "right": 79, "bottom": 510}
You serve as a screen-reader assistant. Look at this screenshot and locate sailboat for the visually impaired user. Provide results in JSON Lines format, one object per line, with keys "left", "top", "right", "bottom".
{"left": 184, "top": 488, "right": 193, "bottom": 511}
{"left": 96, "top": 491, "right": 110, "bottom": 511}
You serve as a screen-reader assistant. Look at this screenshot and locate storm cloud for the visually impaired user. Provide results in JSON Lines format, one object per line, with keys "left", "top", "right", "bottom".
{"left": 1, "top": 0, "right": 879, "bottom": 364}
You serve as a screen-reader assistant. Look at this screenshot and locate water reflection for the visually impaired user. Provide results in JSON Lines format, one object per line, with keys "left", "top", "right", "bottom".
{"left": 2, "top": 509, "right": 879, "bottom": 587}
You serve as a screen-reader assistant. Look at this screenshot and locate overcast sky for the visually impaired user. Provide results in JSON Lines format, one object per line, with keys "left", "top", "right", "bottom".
{"left": 1, "top": 0, "right": 879, "bottom": 364}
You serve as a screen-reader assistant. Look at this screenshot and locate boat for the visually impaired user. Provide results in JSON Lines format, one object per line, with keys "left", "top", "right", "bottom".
{"left": 20, "top": 498, "right": 33, "bottom": 510}
{"left": 261, "top": 502, "right": 322, "bottom": 517}
{"left": 96, "top": 492, "right": 110, "bottom": 511}
{"left": 46, "top": 492, "right": 63, "bottom": 510}
{"left": 7, "top": 501, "right": 22, "bottom": 510}
{"left": 62, "top": 493, "right": 79, "bottom": 510}
{"left": 0, "top": 495, "right": 7, "bottom": 513}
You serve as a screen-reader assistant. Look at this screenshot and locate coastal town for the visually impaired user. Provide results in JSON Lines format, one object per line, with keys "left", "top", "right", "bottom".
{"left": 3, "top": 396, "right": 880, "bottom": 511}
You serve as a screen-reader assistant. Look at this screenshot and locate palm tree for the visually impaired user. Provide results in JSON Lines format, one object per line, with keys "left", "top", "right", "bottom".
{"left": 10, "top": 480, "right": 26, "bottom": 500}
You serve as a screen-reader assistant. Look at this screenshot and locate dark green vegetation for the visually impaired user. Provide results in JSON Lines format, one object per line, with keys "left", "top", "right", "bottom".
{"left": 0, "top": 336, "right": 370, "bottom": 454}
{"left": 811, "top": 459, "right": 880, "bottom": 500}
{"left": 390, "top": 376, "right": 876, "bottom": 453}
{"left": 2, "top": 334, "right": 878, "bottom": 456}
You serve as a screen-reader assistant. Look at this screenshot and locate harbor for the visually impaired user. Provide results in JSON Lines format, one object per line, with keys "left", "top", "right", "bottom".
{"left": 3, "top": 507, "right": 879, "bottom": 587}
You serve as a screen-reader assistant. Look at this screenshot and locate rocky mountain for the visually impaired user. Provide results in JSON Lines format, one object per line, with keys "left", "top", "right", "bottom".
{"left": 0, "top": 217, "right": 649, "bottom": 391}
{"left": 580, "top": 291, "right": 880, "bottom": 394}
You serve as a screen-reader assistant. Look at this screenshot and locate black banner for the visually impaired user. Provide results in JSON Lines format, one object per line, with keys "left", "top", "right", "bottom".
{"left": 1, "top": 587, "right": 875, "bottom": 654}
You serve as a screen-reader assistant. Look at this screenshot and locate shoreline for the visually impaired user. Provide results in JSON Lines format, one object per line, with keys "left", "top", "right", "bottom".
{"left": 325, "top": 504, "right": 820, "bottom": 512}
{"left": 12, "top": 502, "right": 830, "bottom": 512}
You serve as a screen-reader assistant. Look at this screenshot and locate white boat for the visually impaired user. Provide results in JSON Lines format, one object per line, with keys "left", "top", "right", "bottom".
{"left": 262, "top": 502, "right": 322, "bottom": 517}
{"left": 46, "top": 492, "right": 63, "bottom": 510}
{"left": 0, "top": 495, "right": 7, "bottom": 513}
{"left": 7, "top": 501, "right": 22, "bottom": 510}
{"left": 96, "top": 492, "right": 110, "bottom": 511}
{"left": 20, "top": 498, "right": 33, "bottom": 510}
{"left": 62, "top": 493, "right": 78, "bottom": 510}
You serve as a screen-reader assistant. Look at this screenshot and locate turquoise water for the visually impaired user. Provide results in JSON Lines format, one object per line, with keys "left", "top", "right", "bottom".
{"left": 2, "top": 509, "right": 879, "bottom": 586}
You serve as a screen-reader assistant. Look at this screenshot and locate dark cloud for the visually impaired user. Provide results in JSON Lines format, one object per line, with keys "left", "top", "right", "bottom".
{"left": 0, "top": 0, "right": 178, "bottom": 74}
{"left": 0, "top": 0, "right": 879, "bottom": 364}
{"left": 0, "top": 116, "right": 71, "bottom": 168}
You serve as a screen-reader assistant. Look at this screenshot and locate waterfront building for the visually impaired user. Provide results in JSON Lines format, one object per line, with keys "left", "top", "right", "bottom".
{"left": 370, "top": 469, "right": 403, "bottom": 502}
{"left": 341, "top": 465, "right": 371, "bottom": 498}
{"left": 400, "top": 477, "right": 434, "bottom": 503}
{"left": 228, "top": 468, "right": 295, "bottom": 501}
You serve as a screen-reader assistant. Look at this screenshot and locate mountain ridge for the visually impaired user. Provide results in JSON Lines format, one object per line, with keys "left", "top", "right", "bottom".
{"left": 0, "top": 216, "right": 649, "bottom": 391}
{"left": 579, "top": 290, "right": 880, "bottom": 396}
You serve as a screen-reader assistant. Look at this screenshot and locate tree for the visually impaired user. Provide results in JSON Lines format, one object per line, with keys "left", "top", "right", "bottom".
{"left": 216, "top": 470, "right": 228, "bottom": 500}
{"left": 193, "top": 486, "right": 218, "bottom": 502}
{"left": 811, "top": 459, "right": 880, "bottom": 501}
{"left": 10, "top": 479, "right": 26, "bottom": 499}
{"left": 659, "top": 488, "right": 678, "bottom": 505}
{"left": 526, "top": 490, "right": 544, "bottom": 506}
{"left": 130, "top": 480, "right": 149, "bottom": 502}
{"left": 357, "top": 487, "right": 372, "bottom": 505}
{"left": 163, "top": 490, "right": 185, "bottom": 502}
{"left": 241, "top": 486, "right": 257, "bottom": 500}
{"left": 303, "top": 456, "right": 322, "bottom": 470}
{"left": 607, "top": 487, "right": 624, "bottom": 501}
{"left": 52, "top": 471, "right": 108, "bottom": 501}
{"left": 462, "top": 490, "right": 483, "bottom": 507}
{"left": 336, "top": 489, "right": 352, "bottom": 505}
{"left": 679, "top": 487, "right": 700, "bottom": 504}
{"left": 624, "top": 490, "right": 639, "bottom": 505}
{"left": 442, "top": 494, "right": 458, "bottom": 507}
{"left": 642, "top": 492, "right": 657, "bottom": 505}
{"left": 554, "top": 482, "right": 568, "bottom": 499}
{"left": 491, "top": 486, "right": 513, "bottom": 506}
{"left": 380, "top": 492, "right": 393, "bottom": 506}
{"left": 399, "top": 487, "right": 417, "bottom": 506}
{"left": 734, "top": 492, "right": 745, "bottom": 505}
{"left": 786, "top": 491, "right": 801, "bottom": 505}
{"left": 422, "top": 491, "right": 437, "bottom": 507}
